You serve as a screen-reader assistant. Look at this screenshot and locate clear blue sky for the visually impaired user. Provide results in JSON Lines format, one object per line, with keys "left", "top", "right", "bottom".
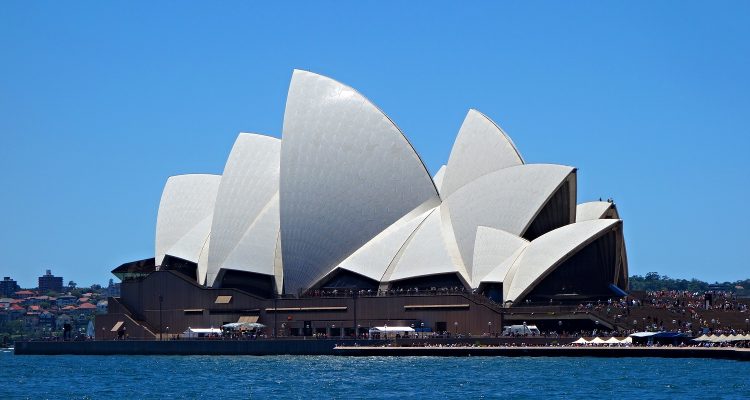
{"left": 1, "top": 2, "right": 748, "bottom": 288}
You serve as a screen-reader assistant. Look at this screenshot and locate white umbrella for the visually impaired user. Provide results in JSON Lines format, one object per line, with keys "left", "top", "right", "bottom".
{"left": 572, "top": 337, "right": 589, "bottom": 344}
{"left": 590, "top": 337, "right": 606, "bottom": 344}
{"left": 693, "top": 334, "right": 711, "bottom": 342}
{"left": 708, "top": 335, "right": 724, "bottom": 343}
{"left": 604, "top": 337, "right": 621, "bottom": 344}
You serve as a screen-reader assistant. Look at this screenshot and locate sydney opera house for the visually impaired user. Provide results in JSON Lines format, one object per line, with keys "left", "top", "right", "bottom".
{"left": 99, "top": 70, "right": 629, "bottom": 339}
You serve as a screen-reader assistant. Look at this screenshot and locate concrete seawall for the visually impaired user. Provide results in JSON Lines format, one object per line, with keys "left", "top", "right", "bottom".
{"left": 14, "top": 339, "right": 353, "bottom": 356}
{"left": 13, "top": 340, "right": 750, "bottom": 360}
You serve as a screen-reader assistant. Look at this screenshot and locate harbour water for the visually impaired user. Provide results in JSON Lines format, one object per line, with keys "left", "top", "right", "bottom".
{"left": 2, "top": 352, "right": 749, "bottom": 399}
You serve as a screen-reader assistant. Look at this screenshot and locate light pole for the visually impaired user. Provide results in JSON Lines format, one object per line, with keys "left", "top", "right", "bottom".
{"left": 353, "top": 290, "right": 357, "bottom": 341}
{"left": 411, "top": 324, "right": 414, "bottom": 339}
{"left": 454, "top": 321, "right": 458, "bottom": 337}
{"left": 384, "top": 323, "right": 388, "bottom": 340}
{"left": 158, "top": 295, "right": 163, "bottom": 341}
{"left": 488, "top": 321, "right": 492, "bottom": 337}
{"left": 745, "top": 318, "right": 749, "bottom": 333}
{"left": 273, "top": 294, "right": 278, "bottom": 339}
{"left": 420, "top": 322, "right": 424, "bottom": 339}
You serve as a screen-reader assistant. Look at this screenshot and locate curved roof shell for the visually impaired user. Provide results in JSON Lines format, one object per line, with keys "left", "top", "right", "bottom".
{"left": 334, "top": 205, "right": 435, "bottom": 282}
{"left": 280, "top": 70, "right": 439, "bottom": 295}
{"left": 155, "top": 174, "right": 221, "bottom": 267}
{"left": 211, "top": 193, "right": 280, "bottom": 286}
{"left": 387, "top": 207, "right": 468, "bottom": 283}
{"left": 503, "top": 219, "right": 621, "bottom": 303}
{"left": 204, "top": 133, "right": 280, "bottom": 286}
{"left": 440, "top": 109, "right": 524, "bottom": 199}
{"left": 471, "top": 226, "right": 529, "bottom": 285}
{"left": 576, "top": 201, "right": 619, "bottom": 221}
{"left": 432, "top": 165, "right": 446, "bottom": 195}
{"left": 445, "top": 164, "right": 576, "bottom": 270}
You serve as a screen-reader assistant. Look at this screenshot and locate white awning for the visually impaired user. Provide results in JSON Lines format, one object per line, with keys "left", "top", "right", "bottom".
{"left": 183, "top": 328, "right": 222, "bottom": 334}
{"left": 629, "top": 331, "right": 659, "bottom": 338}
{"left": 368, "top": 326, "right": 416, "bottom": 333}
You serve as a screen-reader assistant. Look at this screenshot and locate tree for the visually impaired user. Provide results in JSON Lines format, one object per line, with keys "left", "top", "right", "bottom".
{"left": 68, "top": 281, "right": 77, "bottom": 289}
{"left": 645, "top": 272, "right": 660, "bottom": 281}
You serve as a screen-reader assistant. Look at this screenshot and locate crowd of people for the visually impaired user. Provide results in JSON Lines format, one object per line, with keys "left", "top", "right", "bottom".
{"left": 302, "top": 286, "right": 469, "bottom": 298}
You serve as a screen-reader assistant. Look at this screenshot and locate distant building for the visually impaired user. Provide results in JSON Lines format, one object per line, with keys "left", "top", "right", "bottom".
{"left": 38, "top": 270, "right": 63, "bottom": 294}
{"left": 96, "top": 300, "right": 108, "bottom": 314}
{"left": 0, "top": 277, "right": 19, "bottom": 297}
{"left": 56, "top": 295, "right": 77, "bottom": 307}
{"left": 14, "top": 290, "right": 35, "bottom": 299}
{"left": 105, "top": 279, "right": 121, "bottom": 298}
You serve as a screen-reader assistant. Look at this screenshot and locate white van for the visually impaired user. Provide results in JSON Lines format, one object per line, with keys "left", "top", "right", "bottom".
{"left": 502, "top": 324, "right": 541, "bottom": 336}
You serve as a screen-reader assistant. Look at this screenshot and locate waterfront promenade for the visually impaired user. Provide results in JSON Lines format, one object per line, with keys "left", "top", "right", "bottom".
{"left": 333, "top": 345, "right": 750, "bottom": 360}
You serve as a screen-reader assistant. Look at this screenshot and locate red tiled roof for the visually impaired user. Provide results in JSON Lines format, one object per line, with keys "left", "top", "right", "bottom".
{"left": 10, "top": 304, "right": 24, "bottom": 311}
{"left": 78, "top": 297, "right": 90, "bottom": 302}
{"left": 78, "top": 303, "right": 96, "bottom": 309}
{"left": 62, "top": 305, "right": 77, "bottom": 310}
{"left": 15, "top": 290, "right": 35, "bottom": 295}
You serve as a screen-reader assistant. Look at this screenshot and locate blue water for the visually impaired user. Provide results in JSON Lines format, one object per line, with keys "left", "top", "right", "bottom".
{"left": 2, "top": 352, "right": 749, "bottom": 399}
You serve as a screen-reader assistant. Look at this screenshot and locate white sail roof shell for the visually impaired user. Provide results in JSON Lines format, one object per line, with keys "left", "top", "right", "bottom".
{"left": 445, "top": 164, "right": 575, "bottom": 270}
{"left": 335, "top": 205, "right": 435, "bottom": 282}
{"left": 280, "top": 70, "right": 439, "bottom": 295}
{"left": 207, "top": 193, "right": 280, "bottom": 286}
{"left": 166, "top": 214, "right": 213, "bottom": 266}
{"left": 576, "top": 201, "right": 618, "bottom": 221}
{"left": 155, "top": 174, "right": 221, "bottom": 266}
{"left": 432, "top": 165, "right": 446, "bottom": 195}
{"left": 388, "top": 207, "right": 468, "bottom": 283}
{"left": 480, "top": 245, "right": 528, "bottom": 285}
{"left": 204, "top": 133, "right": 280, "bottom": 285}
{"left": 471, "top": 226, "right": 529, "bottom": 286}
{"left": 440, "top": 109, "right": 524, "bottom": 199}
{"left": 504, "top": 219, "right": 621, "bottom": 303}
